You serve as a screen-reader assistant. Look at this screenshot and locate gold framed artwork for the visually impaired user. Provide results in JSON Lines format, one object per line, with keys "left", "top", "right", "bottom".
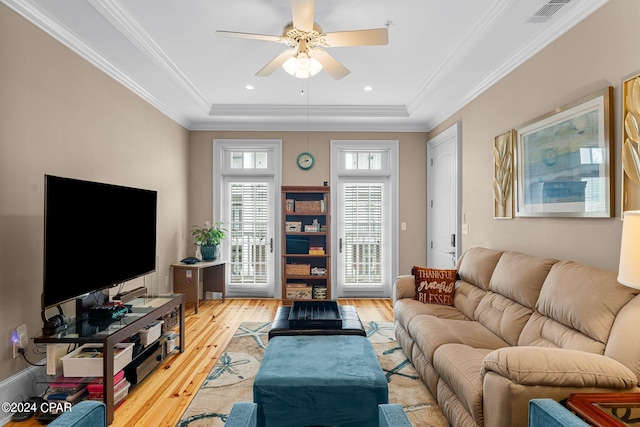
{"left": 493, "top": 130, "right": 514, "bottom": 219}
{"left": 622, "top": 75, "right": 640, "bottom": 214}
{"left": 515, "top": 87, "right": 614, "bottom": 218}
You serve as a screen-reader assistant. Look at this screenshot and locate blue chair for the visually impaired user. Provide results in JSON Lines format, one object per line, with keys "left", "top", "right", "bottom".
{"left": 225, "top": 402, "right": 258, "bottom": 427}
{"left": 529, "top": 399, "right": 589, "bottom": 427}
{"left": 378, "top": 404, "right": 412, "bottom": 427}
{"left": 224, "top": 402, "right": 413, "bottom": 426}
{"left": 48, "top": 401, "right": 106, "bottom": 427}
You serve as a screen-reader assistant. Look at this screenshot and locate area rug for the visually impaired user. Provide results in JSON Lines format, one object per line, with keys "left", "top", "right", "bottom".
{"left": 176, "top": 321, "right": 448, "bottom": 427}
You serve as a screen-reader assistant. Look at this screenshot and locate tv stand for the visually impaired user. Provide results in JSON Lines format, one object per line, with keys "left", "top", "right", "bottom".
{"left": 35, "top": 294, "right": 185, "bottom": 425}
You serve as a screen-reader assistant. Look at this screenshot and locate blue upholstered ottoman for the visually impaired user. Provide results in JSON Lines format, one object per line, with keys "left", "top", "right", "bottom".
{"left": 253, "top": 335, "right": 388, "bottom": 427}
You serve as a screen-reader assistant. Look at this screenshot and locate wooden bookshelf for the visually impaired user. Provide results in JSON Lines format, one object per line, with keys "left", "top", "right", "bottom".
{"left": 281, "top": 186, "right": 331, "bottom": 303}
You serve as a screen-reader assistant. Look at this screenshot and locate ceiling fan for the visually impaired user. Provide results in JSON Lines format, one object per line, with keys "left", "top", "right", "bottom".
{"left": 216, "top": 0, "right": 389, "bottom": 79}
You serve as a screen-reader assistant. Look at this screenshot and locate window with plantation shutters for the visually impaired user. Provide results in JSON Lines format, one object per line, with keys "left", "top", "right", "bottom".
{"left": 343, "top": 184, "right": 383, "bottom": 284}
{"left": 228, "top": 182, "right": 269, "bottom": 285}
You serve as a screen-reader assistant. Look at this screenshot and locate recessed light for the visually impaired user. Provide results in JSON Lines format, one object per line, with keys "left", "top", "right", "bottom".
{"left": 245, "top": 84, "right": 255, "bottom": 90}
{"left": 364, "top": 85, "right": 373, "bottom": 92}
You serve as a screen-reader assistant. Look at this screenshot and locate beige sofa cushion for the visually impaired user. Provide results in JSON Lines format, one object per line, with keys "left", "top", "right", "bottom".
{"left": 433, "top": 343, "right": 493, "bottom": 426}
{"left": 535, "top": 261, "right": 639, "bottom": 344}
{"left": 456, "top": 247, "right": 503, "bottom": 291}
{"left": 394, "top": 298, "right": 467, "bottom": 329}
{"left": 471, "top": 251, "right": 556, "bottom": 346}
{"left": 474, "top": 292, "right": 534, "bottom": 346}
{"left": 482, "top": 346, "right": 638, "bottom": 388}
{"left": 407, "top": 315, "right": 509, "bottom": 361}
{"left": 518, "top": 312, "right": 607, "bottom": 353}
{"left": 454, "top": 280, "right": 487, "bottom": 320}
{"left": 606, "top": 296, "right": 640, "bottom": 382}
{"left": 488, "top": 251, "right": 556, "bottom": 309}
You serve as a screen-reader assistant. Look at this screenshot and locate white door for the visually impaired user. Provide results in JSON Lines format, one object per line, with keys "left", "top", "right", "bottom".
{"left": 427, "top": 124, "right": 460, "bottom": 268}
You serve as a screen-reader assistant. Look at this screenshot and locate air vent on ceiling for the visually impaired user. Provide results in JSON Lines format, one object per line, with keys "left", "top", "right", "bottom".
{"left": 527, "top": 0, "right": 570, "bottom": 23}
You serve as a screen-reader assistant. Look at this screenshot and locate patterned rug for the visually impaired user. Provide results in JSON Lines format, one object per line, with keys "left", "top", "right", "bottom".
{"left": 176, "top": 321, "right": 448, "bottom": 427}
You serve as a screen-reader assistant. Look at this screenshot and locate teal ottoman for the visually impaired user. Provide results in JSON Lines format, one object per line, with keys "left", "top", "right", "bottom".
{"left": 253, "top": 335, "right": 388, "bottom": 427}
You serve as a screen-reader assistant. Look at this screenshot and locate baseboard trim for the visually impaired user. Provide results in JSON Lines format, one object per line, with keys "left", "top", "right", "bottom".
{"left": 0, "top": 360, "right": 48, "bottom": 425}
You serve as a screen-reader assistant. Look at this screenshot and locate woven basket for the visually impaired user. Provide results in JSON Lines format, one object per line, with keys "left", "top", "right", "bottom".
{"left": 295, "top": 200, "right": 322, "bottom": 213}
{"left": 286, "top": 264, "right": 311, "bottom": 275}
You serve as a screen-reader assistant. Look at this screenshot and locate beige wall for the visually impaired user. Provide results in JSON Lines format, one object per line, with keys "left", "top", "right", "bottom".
{"left": 2, "top": 0, "right": 637, "bottom": 385}
{"left": 430, "top": 0, "right": 640, "bottom": 271}
{"left": 0, "top": 4, "right": 190, "bottom": 381}
{"left": 188, "top": 131, "right": 428, "bottom": 276}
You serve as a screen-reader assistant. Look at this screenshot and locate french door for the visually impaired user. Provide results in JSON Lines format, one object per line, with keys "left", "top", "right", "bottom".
{"left": 214, "top": 140, "right": 281, "bottom": 297}
{"left": 331, "top": 140, "right": 398, "bottom": 298}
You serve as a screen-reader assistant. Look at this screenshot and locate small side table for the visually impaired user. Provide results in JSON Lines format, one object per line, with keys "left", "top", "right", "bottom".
{"left": 567, "top": 393, "right": 640, "bottom": 426}
{"left": 172, "top": 260, "right": 225, "bottom": 314}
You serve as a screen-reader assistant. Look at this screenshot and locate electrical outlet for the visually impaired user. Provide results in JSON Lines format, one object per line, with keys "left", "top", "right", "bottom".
{"left": 165, "top": 275, "right": 169, "bottom": 288}
{"left": 12, "top": 324, "right": 27, "bottom": 359}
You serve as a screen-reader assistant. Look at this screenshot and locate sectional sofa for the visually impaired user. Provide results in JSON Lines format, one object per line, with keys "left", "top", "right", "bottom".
{"left": 393, "top": 247, "right": 640, "bottom": 427}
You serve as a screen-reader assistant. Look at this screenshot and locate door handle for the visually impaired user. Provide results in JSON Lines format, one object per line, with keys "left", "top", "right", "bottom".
{"left": 339, "top": 238, "right": 343, "bottom": 253}
{"left": 269, "top": 238, "right": 273, "bottom": 253}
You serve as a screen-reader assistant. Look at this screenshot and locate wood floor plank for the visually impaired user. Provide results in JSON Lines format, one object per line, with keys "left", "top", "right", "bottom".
{"left": 5, "top": 298, "right": 392, "bottom": 427}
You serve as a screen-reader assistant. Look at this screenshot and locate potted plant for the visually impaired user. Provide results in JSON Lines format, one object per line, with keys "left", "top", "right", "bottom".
{"left": 192, "top": 221, "right": 227, "bottom": 260}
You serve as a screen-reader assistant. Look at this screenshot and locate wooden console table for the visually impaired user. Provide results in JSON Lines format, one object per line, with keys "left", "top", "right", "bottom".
{"left": 35, "top": 294, "right": 185, "bottom": 425}
{"left": 172, "top": 260, "right": 225, "bottom": 314}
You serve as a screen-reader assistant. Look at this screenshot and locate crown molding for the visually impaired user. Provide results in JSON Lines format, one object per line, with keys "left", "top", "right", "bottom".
{"left": 88, "top": 0, "right": 212, "bottom": 113}
{"left": 209, "top": 104, "right": 409, "bottom": 118}
{"left": 188, "top": 118, "right": 428, "bottom": 132}
{"left": 1, "top": 0, "right": 191, "bottom": 129}
{"left": 406, "top": 0, "right": 516, "bottom": 115}
{"left": 423, "top": 0, "right": 610, "bottom": 131}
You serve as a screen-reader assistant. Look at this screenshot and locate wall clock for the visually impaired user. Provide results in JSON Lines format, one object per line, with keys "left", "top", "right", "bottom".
{"left": 297, "top": 152, "right": 315, "bottom": 170}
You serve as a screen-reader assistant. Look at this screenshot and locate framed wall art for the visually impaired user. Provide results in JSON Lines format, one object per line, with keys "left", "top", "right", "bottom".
{"left": 515, "top": 87, "right": 613, "bottom": 217}
{"left": 493, "top": 130, "right": 514, "bottom": 219}
{"left": 622, "top": 75, "right": 640, "bottom": 214}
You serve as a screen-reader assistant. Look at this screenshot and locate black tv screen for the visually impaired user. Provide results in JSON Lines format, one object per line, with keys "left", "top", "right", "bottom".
{"left": 43, "top": 175, "right": 157, "bottom": 309}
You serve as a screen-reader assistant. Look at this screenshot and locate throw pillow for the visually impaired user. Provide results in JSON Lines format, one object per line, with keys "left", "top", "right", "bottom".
{"left": 412, "top": 266, "right": 457, "bottom": 306}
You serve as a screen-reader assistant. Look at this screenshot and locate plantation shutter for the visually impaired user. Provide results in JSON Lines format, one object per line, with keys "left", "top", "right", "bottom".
{"left": 228, "top": 182, "right": 269, "bottom": 285}
{"left": 343, "top": 183, "right": 383, "bottom": 284}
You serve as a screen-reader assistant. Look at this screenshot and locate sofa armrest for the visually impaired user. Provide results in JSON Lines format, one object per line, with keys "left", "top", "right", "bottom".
{"left": 393, "top": 275, "right": 415, "bottom": 303}
{"left": 378, "top": 404, "right": 412, "bottom": 427}
{"left": 482, "top": 347, "right": 638, "bottom": 389}
{"left": 529, "top": 399, "right": 589, "bottom": 427}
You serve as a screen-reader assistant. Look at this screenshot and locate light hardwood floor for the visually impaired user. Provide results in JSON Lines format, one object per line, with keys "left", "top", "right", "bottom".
{"left": 7, "top": 298, "right": 393, "bottom": 427}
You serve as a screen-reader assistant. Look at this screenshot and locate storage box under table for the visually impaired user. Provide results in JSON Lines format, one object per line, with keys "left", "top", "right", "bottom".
{"left": 138, "top": 320, "right": 164, "bottom": 346}
{"left": 253, "top": 335, "right": 388, "bottom": 427}
{"left": 61, "top": 343, "right": 134, "bottom": 377}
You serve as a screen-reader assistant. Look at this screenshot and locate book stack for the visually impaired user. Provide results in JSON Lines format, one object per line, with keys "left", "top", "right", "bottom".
{"left": 87, "top": 370, "right": 130, "bottom": 409}
{"left": 45, "top": 375, "right": 89, "bottom": 406}
{"left": 309, "top": 246, "right": 325, "bottom": 255}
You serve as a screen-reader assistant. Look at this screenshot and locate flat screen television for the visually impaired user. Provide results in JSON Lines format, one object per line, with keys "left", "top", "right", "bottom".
{"left": 43, "top": 175, "right": 157, "bottom": 310}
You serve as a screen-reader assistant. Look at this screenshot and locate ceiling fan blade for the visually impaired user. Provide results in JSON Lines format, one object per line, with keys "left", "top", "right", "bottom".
{"left": 291, "top": 0, "right": 315, "bottom": 32}
{"left": 311, "top": 49, "right": 350, "bottom": 80}
{"left": 216, "top": 30, "right": 283, "bottom": 43}
{"left": 322, "top": 28, "right": 389, "bottom": 47}
{"left": 256, "top": 49, "right": 296, "bottom": 76}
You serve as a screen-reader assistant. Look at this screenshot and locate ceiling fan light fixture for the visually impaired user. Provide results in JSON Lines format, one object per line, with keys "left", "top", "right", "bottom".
{"left": 282, "top": 52, "right": 323, "bottom": 79}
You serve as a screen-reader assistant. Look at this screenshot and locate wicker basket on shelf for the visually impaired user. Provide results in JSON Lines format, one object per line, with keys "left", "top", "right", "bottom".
{"left": 286, "top": 263, "right": 311, "bottom": 275}
{"left": 295, "top": 200, "right": 323, "bottom": 213}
